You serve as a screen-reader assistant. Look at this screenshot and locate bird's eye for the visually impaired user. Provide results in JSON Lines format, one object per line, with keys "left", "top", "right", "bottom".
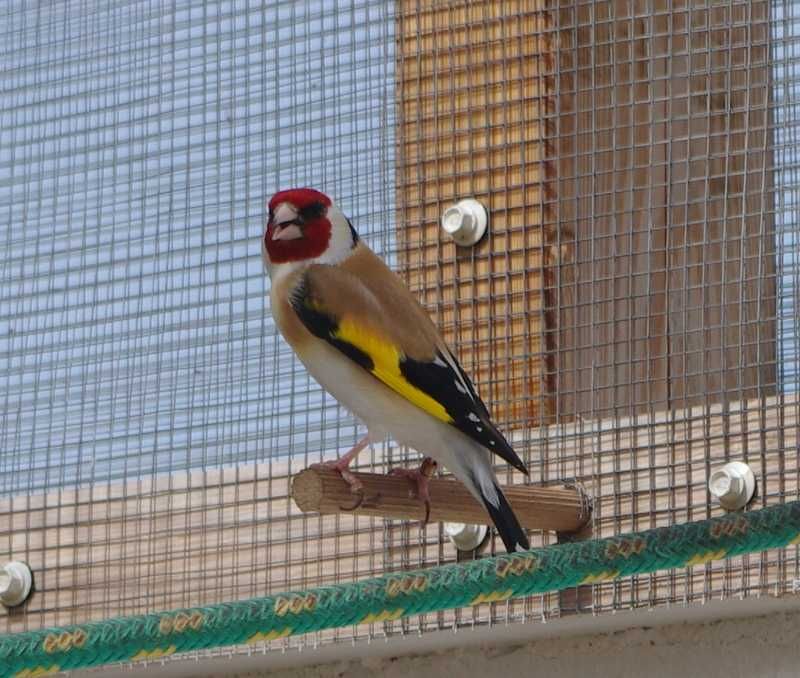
{"left": 298, "top": 202, "right": 325, "bottom": 222}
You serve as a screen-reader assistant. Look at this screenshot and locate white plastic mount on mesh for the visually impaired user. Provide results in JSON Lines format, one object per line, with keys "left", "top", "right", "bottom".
{"left": 708, "top": 461, "right": 757, "bottom": 511}
{"left": 444, "top": 522, "right": 489, "bottom": 551}
{"left": 0, "top": 561, "right": 33, "bottom": 608}
{"left": 440, "top": 198, "right": 489, "bottom": 247}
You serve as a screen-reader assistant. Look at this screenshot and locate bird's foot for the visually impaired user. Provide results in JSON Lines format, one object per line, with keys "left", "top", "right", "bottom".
{"left": 389, "top": 457, "right": 437, "bottom": 525}
{"left": 310, "top": 436, "right": 380, "bottom": 511}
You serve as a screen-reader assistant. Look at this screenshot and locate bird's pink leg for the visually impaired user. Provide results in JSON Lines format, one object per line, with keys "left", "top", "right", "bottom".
{"left": 310, "top": 436, "right": 377, "bottom": 510}
{"left": 389, "top": 457, "right": 438, "bottom": 525}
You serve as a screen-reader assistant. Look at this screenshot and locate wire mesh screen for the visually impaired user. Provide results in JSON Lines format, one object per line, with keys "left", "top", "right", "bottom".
{"left": 0, "top": 0, "right": 396, "bottom": 631}
{"left": 0, "top": 0, "right": 394, "bottom": 495}
{"left": 1, "top": 0, "right": 799, "bottom": 666}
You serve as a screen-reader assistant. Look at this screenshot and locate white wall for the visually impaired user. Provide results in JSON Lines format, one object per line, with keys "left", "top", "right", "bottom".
{"left": 235, "top": 607, "right": 800, "bottom": 678}
{"left": 94, "top": 597, "right": 800, "bottom": 678}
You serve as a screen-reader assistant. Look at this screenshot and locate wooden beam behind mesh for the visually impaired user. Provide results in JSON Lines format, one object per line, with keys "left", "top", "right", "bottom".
{"left": 395, "top": 0, "right": 555, "bottom": 432}
{"left": 549, "top": 0, "right": 777, "bottom": 419}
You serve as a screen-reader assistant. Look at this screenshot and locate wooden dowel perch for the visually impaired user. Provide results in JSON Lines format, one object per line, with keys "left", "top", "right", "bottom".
{"left": 292, "top": 467, "right": 592, "bottom": 533}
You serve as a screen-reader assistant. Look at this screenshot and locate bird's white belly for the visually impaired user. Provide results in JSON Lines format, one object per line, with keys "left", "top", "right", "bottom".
{"left": 298, "top": 341, "right": 452, "bottom": 455}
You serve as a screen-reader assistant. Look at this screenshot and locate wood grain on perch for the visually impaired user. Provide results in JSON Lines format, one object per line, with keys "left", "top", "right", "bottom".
{"left": 292, "top": 466, "right": 591, "bottom": 533}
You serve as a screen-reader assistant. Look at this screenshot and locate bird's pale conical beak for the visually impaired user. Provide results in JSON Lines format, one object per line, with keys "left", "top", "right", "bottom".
{"left": 271, "top": 223, "right": 303, "bottom": 241}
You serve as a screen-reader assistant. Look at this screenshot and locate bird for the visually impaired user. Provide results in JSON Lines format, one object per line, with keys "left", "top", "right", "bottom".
{"left": 262, "top": 187, "right": 530, "bottom": 553}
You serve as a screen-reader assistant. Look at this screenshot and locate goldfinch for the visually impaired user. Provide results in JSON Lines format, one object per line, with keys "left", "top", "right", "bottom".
{"left": 263, "top": 188, "right": 530, "bottom": 552}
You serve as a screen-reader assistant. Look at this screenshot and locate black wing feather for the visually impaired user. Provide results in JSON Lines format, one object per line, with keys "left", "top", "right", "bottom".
{"left": 400, "top": 353, "right": 528, "bottom": 474}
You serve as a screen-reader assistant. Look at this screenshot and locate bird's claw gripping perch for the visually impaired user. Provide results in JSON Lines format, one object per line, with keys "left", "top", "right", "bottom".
{"left": 389, "top": 457, "right": 437, "bottom": 525}
{"left": 309, "top": 461, "right": 381, "bottom": 511}
{"left": 337, "top": 487, "right": 381, "bottom": 512}
{"left": 310, "top": 436, "right": 380, "bottom": 511}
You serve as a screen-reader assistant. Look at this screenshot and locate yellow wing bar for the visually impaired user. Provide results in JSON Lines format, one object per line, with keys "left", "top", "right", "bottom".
{"left": 333, "top": 317, "right": 453, "bottom": 424}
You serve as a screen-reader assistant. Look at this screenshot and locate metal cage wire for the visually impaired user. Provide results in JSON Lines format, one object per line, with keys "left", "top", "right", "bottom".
{"left": 0, "top": 0, "right": 798, "bottom": 666}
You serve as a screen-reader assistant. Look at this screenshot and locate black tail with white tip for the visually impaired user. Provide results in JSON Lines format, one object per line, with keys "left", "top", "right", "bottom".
{"left": 481, "top": 484, "right": 529, "bottom": 553}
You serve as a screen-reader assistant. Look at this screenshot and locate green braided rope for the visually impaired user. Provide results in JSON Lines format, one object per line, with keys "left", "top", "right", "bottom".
{"left": 3, "top": 501, "right": 800, "bottom": 678}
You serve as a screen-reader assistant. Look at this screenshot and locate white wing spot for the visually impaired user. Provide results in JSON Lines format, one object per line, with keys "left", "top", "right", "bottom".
{"left": 467, "top": 413, "right": 480, "bottom": 422}
{"left": 476, "top": 426, "right": 483, "bottom": 432}
{"left": 441, "top": 351, "right": 475, "bottom": 400}
{"left": 489, "top": 440, "right": 496, "bottom": 446}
